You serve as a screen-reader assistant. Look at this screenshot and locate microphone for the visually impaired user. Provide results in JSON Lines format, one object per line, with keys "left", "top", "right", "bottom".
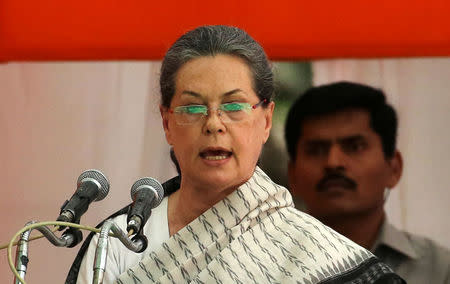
{"left": 127, "top": 177, "right": 164, "bottom": 236}
{"left": 57, "top": 169, "right": 110, "bottom": 227}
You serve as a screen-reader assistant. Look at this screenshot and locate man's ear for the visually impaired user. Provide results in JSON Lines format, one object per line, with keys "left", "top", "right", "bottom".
{"left": 262, "top": 101, "right": 275, "bottom": 144}
{"left": 287, "top": 159, "right": 298, "bottom": 193}
{"left": 160, "top": 105, "right": 173, "bottom": 145}
{"left": 386, "top": 150, "right": 403, "bottom": 189}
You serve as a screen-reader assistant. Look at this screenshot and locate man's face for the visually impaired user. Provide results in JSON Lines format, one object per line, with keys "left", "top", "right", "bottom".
{"left": 288, "top": 109, "right": 402, "bottom": 219}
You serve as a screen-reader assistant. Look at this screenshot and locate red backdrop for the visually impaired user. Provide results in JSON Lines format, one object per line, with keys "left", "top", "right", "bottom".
{"left": 1, "top": 0, "right": 450, "bottom": 61}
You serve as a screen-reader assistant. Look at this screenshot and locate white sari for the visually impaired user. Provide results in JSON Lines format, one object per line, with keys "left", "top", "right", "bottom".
{"left": 116, "top": 167, "right": 403, "bottom": 284}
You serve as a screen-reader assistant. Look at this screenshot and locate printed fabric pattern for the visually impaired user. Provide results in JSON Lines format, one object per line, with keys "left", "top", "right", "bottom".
{"left": 117, "top": 167, "right": 403, "bottom": 284}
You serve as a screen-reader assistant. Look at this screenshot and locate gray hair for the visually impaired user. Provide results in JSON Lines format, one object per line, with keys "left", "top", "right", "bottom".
{"left": 160, "top": 25, "right": 274, "bottom": 107}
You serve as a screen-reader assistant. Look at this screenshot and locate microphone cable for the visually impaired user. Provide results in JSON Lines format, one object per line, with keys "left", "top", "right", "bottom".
{"left": 5, "top": 221, "right": 116, "bottom": 284}
{"left": 0, "top": 226, "right": 60, "bottom": 250}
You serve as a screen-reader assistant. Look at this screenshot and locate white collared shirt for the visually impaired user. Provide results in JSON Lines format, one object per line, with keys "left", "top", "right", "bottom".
{"left": 373, "top": 221, "right": 450, "bottom": 284}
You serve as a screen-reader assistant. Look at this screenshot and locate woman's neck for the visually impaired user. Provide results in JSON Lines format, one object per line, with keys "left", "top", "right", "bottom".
{"left": 167, "top": 181, "right": 237, "bottom": 236}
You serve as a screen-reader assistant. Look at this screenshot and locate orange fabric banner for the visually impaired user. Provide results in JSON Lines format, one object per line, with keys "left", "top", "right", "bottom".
{"left": 1, "top": 0, "right": 449, "bottom": 61}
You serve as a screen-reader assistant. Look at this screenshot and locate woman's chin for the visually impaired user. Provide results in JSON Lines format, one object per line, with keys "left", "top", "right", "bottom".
{"left": 184, "top": 159, "right": 253, "bottom": 191}
{"left": 191, "top": 170, "right": 241, "bottom": 191}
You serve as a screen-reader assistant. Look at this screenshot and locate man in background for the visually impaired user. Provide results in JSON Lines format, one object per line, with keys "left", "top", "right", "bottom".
{"left": 284, "top": 81, "right": 449, "bottom": 283}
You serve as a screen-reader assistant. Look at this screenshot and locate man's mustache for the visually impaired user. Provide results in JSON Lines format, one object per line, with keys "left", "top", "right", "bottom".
{"left": 316, "top": 172, "right": 357, "bottom": 191}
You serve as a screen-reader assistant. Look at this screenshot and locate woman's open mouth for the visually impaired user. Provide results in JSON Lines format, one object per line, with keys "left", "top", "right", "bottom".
{"left": 199, "top": 149, "right": 233, "bottom": 161}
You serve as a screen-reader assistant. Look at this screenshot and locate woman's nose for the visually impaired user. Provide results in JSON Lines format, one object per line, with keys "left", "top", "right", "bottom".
{"left": 203, "top": 108, "right": 226, "bottom": 134}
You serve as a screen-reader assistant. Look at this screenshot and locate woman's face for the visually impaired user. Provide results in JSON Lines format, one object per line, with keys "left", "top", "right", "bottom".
{"left": 161, "top": 54, "right": 274, "bottom": 194}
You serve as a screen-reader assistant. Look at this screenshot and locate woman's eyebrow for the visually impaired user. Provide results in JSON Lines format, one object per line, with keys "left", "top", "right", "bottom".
{"left": 181, "top": 90, "right": 202, "bottom": 98}
{"left": 180, "top": 89, "right": 246, "bottom": 100}
{"left": 223, "top": 89, "right": 245, "bottom": 97}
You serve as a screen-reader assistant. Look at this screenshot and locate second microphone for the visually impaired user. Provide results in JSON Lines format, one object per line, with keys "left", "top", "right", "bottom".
{"left": 126, "top": 177, "right": 164, "bottom": 236}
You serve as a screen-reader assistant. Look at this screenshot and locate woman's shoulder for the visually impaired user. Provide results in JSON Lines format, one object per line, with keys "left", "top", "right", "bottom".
{"left": 238, "top": 207, "right": 396, "bottom": 283}
{"left": 108, "top": 213, "right": 128, "bottom": 226}
{"left": 264, "top": 206, "right": 372, "bottom": 258}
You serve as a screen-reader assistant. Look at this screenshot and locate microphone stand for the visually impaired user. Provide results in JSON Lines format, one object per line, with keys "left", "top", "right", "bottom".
{"left": 14, "top": 221, "right": 34, "bottom": 284}
{"left": 92, "top": 219, "right": 147, "bottom": 284}
{"left": 13, "top": 221, "right": 83, "bottom": 284}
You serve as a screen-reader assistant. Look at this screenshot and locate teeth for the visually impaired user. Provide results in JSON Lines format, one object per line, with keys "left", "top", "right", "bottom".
{"left": 204, "top": 155, "right": 228, "bottom": 160}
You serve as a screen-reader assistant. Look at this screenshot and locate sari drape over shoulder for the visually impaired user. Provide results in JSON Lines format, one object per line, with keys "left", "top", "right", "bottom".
{"left": 117, "top": 167, "right": 404, "bottom": 284}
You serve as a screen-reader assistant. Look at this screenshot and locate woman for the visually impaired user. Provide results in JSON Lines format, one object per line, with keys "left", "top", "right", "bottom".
{"left": 71, "top": 25, "right": 404, "bottom": 283}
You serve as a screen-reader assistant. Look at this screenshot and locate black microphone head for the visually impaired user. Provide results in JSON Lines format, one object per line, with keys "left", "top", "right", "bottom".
{"left": 77, "top": 169, "right": 110, "bottom": 201}
{"left": 130, "top": 177, "right": 164, "bottom": 208}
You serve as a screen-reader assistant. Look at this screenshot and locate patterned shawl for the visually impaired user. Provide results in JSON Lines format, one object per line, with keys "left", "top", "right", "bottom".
{"left": 117, "top": 167, "right": 404, "bottom": 284}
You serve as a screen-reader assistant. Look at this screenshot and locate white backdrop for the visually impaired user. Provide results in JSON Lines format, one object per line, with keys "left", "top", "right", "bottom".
{"left": 1, "top": 58, "right": 449, "bottom": 283}
{"left": 0, "top": 62, "right": 177, "bottom": 283}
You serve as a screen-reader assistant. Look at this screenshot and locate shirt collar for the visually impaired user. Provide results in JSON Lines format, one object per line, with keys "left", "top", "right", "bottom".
{"left": 373, "top": 220, "right": 419, "bottom": 259}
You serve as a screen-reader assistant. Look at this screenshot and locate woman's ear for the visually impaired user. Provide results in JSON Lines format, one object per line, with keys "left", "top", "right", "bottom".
{"left": 160, "top": 105, "right": 173, "bottom": 145}
{"left": 262, "top": 101, "right": 275, "bottom": 144}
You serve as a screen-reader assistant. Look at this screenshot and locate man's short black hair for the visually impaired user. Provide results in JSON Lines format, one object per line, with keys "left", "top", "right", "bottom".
{"left": 284, "top": 81, "right": 398, "bottom": 161}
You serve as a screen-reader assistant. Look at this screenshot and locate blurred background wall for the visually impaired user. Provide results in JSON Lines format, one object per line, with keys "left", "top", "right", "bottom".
{"left": 0, "top": 61, "right": 177, "bottom": 283}
{"left": 1, "top": 58, "right": 449, "bottom": 283}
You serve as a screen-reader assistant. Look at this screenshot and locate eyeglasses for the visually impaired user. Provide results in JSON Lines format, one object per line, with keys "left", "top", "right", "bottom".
{"left": 168, "top": 99, "right": 267, "bottom": 125}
